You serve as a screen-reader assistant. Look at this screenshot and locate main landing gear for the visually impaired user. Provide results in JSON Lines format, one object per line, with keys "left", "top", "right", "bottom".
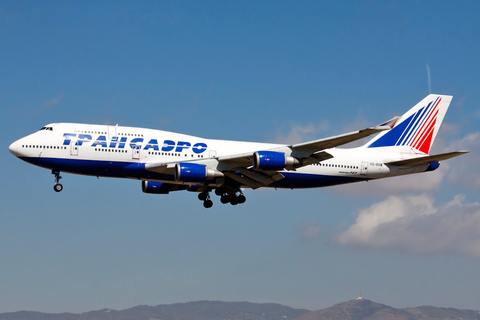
{"left": 197, "top": 188, "right": 247, "bottom": 209}
{"left": 52, "top": 170, "right": 63, "bottom": 192}
{"left": 216, "top": 187, "right": 246, "bottom": 206}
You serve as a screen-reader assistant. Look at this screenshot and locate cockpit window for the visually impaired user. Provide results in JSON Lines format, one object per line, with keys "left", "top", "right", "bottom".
{"left": 40, "top": 127, "right": 46, "bottom": 131}
{"left": 39, "top": 126, "right": 53, "bottom": 131}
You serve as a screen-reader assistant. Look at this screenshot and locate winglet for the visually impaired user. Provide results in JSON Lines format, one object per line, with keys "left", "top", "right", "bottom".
{"left": 378, "top": 116, "right": 400, "bottom": 129}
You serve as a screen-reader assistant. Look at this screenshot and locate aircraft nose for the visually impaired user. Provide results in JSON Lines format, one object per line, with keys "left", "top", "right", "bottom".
{"left": 9, "top": 141, "right": 18, "bottom": 156}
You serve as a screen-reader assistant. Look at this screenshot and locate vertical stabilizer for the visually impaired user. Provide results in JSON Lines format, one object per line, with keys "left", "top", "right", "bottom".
{"left": 364, "top": 94, "right": 452, "bottom": 154}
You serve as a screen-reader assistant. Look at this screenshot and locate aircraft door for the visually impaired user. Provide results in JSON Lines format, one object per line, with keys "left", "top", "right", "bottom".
{"left": 70, "top": 142, "right": 79, "bottom": 156}
{"left": 108, "top": 126, "right": 117, "bottom": 139}
{"left": 132, "top": 146, "right": 140, "bottom": 160}
{"left": 361, "top": 161, "right": 368, "bottom": 175}
{"left": 209, "top": 150, "right": 217, "bottom": 158}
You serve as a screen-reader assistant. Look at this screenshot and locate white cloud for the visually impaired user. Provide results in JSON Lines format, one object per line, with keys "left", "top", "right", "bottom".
{"left": 444, "top": 132, "right": 480, "bottom": 189}
{"left": 445, "top": 132, "right": 480, "bottom": 151}
{"left": 337, "top": 194, "right": 480, "bottom": 258}
{"left": 333, "top": 168, "right": 446, "bottom": 197}
{"left": 272, "top": 121, "right": 329, "bottom": 145}
{"left": 296, "top": 221, "right": 321, "bottom": 240}
{"left": 42, "top": 93, "right": 64, "bottom": 110}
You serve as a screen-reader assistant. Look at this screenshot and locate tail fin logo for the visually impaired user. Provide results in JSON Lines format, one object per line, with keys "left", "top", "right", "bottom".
{"left": 368, "top": 96, "right": 442, "bottom": 154}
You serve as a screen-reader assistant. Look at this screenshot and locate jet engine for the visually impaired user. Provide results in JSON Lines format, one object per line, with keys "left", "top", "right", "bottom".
{"left": 175, "top": 163, "right": 224, "bottom": 182}
{"left": 426, "top": 161, "right": 440, "bottom": 172}
{"left": 142, "top": 181, "right": 187, "bottom": 194}
{"left": 253, "top": 151, "right": 300, "bottom": 171}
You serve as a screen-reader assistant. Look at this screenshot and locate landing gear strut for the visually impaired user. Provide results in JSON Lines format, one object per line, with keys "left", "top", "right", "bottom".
{"left": 52, "top": 170, "right": 63, "bottom": 192}
{"left": 198, "top": 192, "right": 213, "bottom": 208}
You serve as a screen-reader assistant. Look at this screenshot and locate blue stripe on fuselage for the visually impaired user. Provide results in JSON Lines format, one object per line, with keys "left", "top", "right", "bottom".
{"left": 269, "top": 172, "right": 367, "bottom": 188}
{"left": 19, "top": 157, "right": 367, "bottom": 189}
{"left": 18, "top": 157, "right": 173, "bottom": 181}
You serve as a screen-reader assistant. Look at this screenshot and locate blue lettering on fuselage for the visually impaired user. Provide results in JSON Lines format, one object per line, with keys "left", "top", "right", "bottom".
{"left": 61, "top": 133, "right": 207, "bottom": 153}
{"left": 109, "top": 136, "right": 127, "bottom": 148}
{"left": 76, "top": 134, "right": 92, "bottom": 146}
{"left": 63, "top": 133, "right": 76, "bottom": 145}
{"left": 91, "top": 136, "right": 107, "bottom": 148}
{"left": 192, "top": 142, "right": 207, "bottom": 154}
{"left": 144, "top": 139, "right": 159, "bottom": 151}
{"left": 161, "top": 140, "right": 175, "bottom": 152}
{"left": 175, "top": 141, "right": 191, "bottom": 152}
{"left": 130, "top": 138, "right": 144, "bottom": 150}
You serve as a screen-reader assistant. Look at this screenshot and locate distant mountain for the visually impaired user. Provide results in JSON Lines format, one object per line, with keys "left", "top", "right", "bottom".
{"left": 0, "top": 301, "right": 310, "bottom": 320}
{"left": 1, "top": 299, "right": 479, "bottom": 320}
{"left": 295, "top": 299, "right": 409, "bottom": 320}
{"left": 294, "top": 299, "right": 480, "bottom": 320}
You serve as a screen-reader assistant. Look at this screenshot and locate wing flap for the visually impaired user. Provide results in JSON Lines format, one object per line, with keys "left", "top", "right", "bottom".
{"left": 223, "top": 172, "right": 262, "bottom": 189}
{"left": 236, "top": 168, "right": 285, "bottom": 186}
{"left": 144, "top": 162, "right": 175, "bottom": 174}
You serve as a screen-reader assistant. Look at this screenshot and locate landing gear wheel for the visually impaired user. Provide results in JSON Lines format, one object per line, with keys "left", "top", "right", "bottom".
{"left": 215, "top": 187, "right": 226, "bottom": 196}
{"left": 220, "top": 194, "right": 230, "bottom": 204}
{"left": 230, "top": 197, "right": 239, "bottom": 205}
{"left": 198, "top": 192, "right": 208, "bottom": 201}
{"left": 52, "top": 170, "right": 63, "bottom": 192}
{"left": 54, "top": 183, "right": 63, "bottom": 192}
{"left": 203, "top": 199, "right": 213, "bottom": 208}
{"left": 237, "top": 194, "right": 246, "bottom": 204}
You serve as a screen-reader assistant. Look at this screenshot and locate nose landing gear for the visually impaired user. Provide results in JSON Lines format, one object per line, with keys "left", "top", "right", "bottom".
{"left": 198, "top": 192, "right": 213, "bottom": 208}
{"left": 52, "top": 170, "right": 63, "bottom": 192}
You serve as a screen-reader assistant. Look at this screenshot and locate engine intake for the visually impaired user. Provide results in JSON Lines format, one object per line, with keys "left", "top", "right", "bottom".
{"left": 175, "top": 163, "right": 224, "bottom": 182}
{"left": 253, "top": 151, "right": 300, "bottom": 171}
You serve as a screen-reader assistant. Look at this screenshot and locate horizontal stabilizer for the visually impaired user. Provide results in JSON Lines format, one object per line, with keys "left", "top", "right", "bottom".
{"left": 386, "top": 151, "right": 469, "bottom": 167}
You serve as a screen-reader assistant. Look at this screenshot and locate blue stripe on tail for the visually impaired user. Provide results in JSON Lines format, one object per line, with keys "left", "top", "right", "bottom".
{"left": 367, "top": 113, "right": 415, "bottom": 148}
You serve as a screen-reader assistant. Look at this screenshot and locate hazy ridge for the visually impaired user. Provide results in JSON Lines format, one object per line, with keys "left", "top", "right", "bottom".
{"left": 1, "top": 299, "right": 479, "bottom": 320}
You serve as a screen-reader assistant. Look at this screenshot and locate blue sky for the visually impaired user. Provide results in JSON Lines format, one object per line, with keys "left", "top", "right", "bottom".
{"left": 1, "top": 0, "right": 480, "bottom": 314}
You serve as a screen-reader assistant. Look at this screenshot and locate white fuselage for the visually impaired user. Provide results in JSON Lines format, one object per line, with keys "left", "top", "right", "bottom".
{"left": 9, "top": 123, "right": 430, "bottom": 190}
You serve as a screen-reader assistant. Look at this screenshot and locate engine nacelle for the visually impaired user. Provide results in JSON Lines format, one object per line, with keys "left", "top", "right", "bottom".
{"left": 253, "top": 151, "right": 300, "bottom": 171}
{"left": 142, "top": 181, "right": 187, "bottom": 194}
{"left": 175, "top": 163, "right": 224, "bottom": 182}
{"left": 425, "top": 161, "right": 440, "bottom": 172}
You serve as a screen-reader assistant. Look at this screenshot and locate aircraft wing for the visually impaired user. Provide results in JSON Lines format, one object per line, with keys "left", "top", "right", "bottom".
{"left": 386, "top": 151, "right": 469, "bottom": 167}
{"left": 144, "top": 116, "right": 399, "bottom": 186}
{"left": 217, "top": 116, "right": 399, "bottom": 167}
{"left": 144, "top": 162, "right": 175, "bottom": 174}
{"left": 224, "top": 169, "right": 285, "bottom": 189}
{"left": 289, "top": 116, "right": 399, "bottom": 158}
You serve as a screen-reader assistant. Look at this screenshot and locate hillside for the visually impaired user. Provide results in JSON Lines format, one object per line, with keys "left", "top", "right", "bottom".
{"left": 1, "top": 299, "right": 479, "bottom": 320}
{"left": 0, "top": 301, "right": 309, "bottom": 320}
{"left": 295, "top": 299, "right": 480, "bottom": 320}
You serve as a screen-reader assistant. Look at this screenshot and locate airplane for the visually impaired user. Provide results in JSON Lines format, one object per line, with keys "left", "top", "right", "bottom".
{"left": 9, "top": 94, "right": 468, "bottom": 208}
